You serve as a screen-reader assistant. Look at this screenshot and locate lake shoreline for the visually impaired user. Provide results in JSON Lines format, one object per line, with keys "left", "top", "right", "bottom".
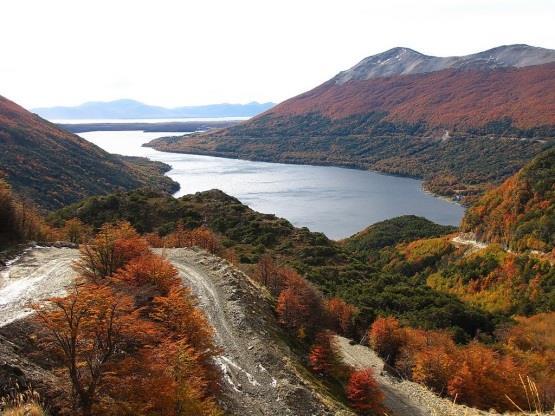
{"left": 142, "top": 140, "right": 465, "bottom": 207}
{"left": 77, "top": 130, "right": 465, "bottom": 239}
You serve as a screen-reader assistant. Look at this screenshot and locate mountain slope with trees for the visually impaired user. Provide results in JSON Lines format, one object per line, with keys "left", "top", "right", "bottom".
{"left": 462, "top": 147, "right": 555, "bottom": 252}
{"left": 0, "top": 95, "right": 178, "bottom": 210}
{"left": 148, "top": 45, "right": 555, "bottom": 202}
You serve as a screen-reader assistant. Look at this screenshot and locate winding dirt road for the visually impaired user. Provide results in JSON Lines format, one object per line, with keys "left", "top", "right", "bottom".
{"left": 1, "top": 247, "right": 349, "bottom": 416}
{"left": 158, "top": 248, "right": 349, "bottom": 415}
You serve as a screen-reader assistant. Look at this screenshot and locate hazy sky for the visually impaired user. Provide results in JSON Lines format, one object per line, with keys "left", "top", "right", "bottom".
{"left": 1, "top": 0, "right": 554, "bottom": 109}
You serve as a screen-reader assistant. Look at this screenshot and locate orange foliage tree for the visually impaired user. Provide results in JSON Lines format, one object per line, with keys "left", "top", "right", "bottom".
{"left": 501, "top": 313, "right": 555, "bottom": 408}
{"left": 0, "top": 178, "right": 55, "bottom": 247}
{"left": 345, "top": 369, "right": 384, "bottom": 414}
{"left": 447, "top": 342, "right": 527, "bottom": 411}
{"left": 369, "top": 316, "right": 406, "bottom": 366}
{"left": 325, "top": 297, "right": 358, "bottom": 336}
{"left": 152, "top": 221, "right": 221, "bottom": 254}
{"left": 276, "top": 270, "right": 323, "bottom": 339}
{"left": 60, "top": 218, "right": 92, "bottom": 244}
{"left": 33, "top": 283, "right": 143, "bottom": 416}
{"left": 309, "top": 331, "right": 338, "bottom": 376}
{"left": 76, "top": 221, "right": 149, "bottom": 280}
{"left": 256, "top": 254, "right": 276, "bottom": 288}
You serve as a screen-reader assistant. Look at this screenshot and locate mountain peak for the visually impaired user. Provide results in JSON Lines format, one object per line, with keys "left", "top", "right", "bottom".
{"left": 335, "top": 44, "right": 555, "bottom": 84}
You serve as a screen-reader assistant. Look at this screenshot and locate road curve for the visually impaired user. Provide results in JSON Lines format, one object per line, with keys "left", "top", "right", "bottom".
{"left": 157, "top": 248, "right": 350, "bottom": 415}
{"left": 0, "top": 247, "right": 350, "bottom": 415}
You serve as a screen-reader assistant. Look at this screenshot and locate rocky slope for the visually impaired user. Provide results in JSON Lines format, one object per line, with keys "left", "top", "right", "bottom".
{"left": 0, "top": 95, "right": 178, "bottom": 210}
{"left": 334, "top": 44, "right": 555, "bottom": 84}
{"left": 147, "top": 45, "right": 555, "bottom": 201}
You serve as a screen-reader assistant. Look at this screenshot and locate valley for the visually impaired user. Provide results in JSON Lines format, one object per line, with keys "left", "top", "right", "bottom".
{"left": 0, "top": 12, "right": 553, "bottom": 413}
{"left": 78, "top": 129, "right": 464, "bottom": 239}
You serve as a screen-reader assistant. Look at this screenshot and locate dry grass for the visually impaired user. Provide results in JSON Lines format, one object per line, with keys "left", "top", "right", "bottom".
{"left": 0, "top": 388, "right": 46, "bottom": 416}
{"left": 1, "top": 402, "right": 46, "bottom": 416}
{"left": 505, "top": 375, "right": 553, "bottom": 416}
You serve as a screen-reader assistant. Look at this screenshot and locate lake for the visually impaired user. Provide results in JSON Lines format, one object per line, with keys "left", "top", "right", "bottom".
{"left": 78, "top": 130, "right": 465, "bottom": 240}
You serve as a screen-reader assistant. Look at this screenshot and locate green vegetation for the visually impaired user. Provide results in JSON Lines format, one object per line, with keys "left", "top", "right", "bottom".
{"left": 51, "top": 189, "right": 495, "bottom": 338}
{"left": 427, "top": 245, "right": 555, "bottom": 315}
{"left": 342, "top": 215, "right": 456, "bottom": 256}
{"left": 148, "top": 112, "right": 553, "bottom": 203}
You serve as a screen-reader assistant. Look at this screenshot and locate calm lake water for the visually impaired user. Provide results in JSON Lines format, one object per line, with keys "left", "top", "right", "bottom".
{"left": 78, "top": 130, "right": 464, "bottom": 240}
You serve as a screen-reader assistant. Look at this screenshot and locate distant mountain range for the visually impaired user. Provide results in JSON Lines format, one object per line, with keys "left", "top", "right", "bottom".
{"left": 148, "top": 44, "right": 555, "bottom": 202}
{"left": 0, "top": 95, "right": 178, "bottom": 210}
{"left": 32, "top": 99, "right": 275, "bottom": 120}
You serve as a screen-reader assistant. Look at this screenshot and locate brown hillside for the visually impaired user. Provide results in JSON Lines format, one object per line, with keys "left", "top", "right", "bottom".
{"left": 265, "top": 64, "right": 555, "bottom": 130}
{"left": 0, "top": 95, "right": 177, "bottom": 210}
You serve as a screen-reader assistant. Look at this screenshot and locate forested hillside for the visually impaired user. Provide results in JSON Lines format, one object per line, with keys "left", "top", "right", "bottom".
{"left": 50, "top": 189, "right": 494, "bottom": 338}
{"left": 0, "top": 95, "right": 178, "bottom": 210}
{"left": 462, "top": 148, "right": 555, "bottom": 252}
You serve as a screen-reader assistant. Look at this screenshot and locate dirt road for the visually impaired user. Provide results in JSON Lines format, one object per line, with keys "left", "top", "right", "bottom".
{"left": 0, "top": 246, "right": 79, "bottom": 327}
{"left": 335, "top": 336, "right": 493, "bottom": 416}
{"left": 1, "top": 247, "right": 350, "bottom": 416}
{"left": 159, "top": 248, "right": 350, "bottom": 415}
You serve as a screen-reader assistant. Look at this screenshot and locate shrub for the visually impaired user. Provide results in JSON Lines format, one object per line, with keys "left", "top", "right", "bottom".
{"left": 345, "top": 369, "right": 384, "bottom": 414}
{"left": 368, "top": 316, "right": 405, "bottom": 366}
{"left": 76, "top": 221, "right": 149, "bottom": 279}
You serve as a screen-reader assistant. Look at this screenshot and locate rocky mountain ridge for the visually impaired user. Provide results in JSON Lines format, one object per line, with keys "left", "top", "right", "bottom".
{"left": 334, "top": 44, "right": 555, "bottom": 84}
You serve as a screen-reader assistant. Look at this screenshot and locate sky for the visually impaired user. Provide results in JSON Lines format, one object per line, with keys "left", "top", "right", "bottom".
{"left": 1, "top": 0, "right": 554, "bottom": 109}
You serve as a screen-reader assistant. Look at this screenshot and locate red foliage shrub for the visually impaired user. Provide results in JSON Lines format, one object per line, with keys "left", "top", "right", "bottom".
{"left": 114, "top": 253, "right": 179, "bottom": 294}
{"left": 325, "top": 297, "right": 358, "bottom": 336}
{"left": 369, "top": 316, "right": 406, "bottom": 366}
{"left": 345, "top": 369, "right": 384, "bottom": 414}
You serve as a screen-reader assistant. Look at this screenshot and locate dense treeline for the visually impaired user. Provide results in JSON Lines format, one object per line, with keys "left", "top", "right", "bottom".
{"left": 50, "top": 189, "right": 496, "bottom": 339}
{"left": 0, "top": 178, "right": 53, "bottom": 249}
{"left": 148, "top": 121, "right": 551, "bottom": 203}
{"left": 462, "top": 148, "right": 555, "bottom": 252}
